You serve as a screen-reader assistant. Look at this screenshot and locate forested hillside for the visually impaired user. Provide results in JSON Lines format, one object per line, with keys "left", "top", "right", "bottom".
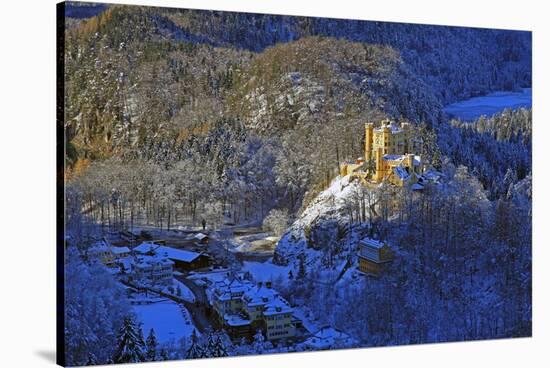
{"left": 154, "top": 6, "right": 531, "bottom": 105}
{"left": 63, "top": 4, "right": 531, "bottom": 220}
{"left": 439, "top": 108, "right": 532, "bottom": 199}
{"left": 61, "top": 3, "right": 532, "bottom": 365}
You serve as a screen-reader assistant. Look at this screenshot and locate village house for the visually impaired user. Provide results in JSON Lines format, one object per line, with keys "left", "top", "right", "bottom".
{"left": 133, "top": 242, "right": 209, "bottom": 271}
{"left": 211, "top": 277, "right": 252, "bottom": 338}
{"left": 87, "top": 240, "right": 115, "bottom": 265}
{"left": 132, "top": 253, "right": 174, "bottom": 287}
{"left": 209, "top": 276, "right": 295, "bottom": 342}
{"left": 357, "top": 237, "right": 394, "bottom": 276}
{"left": 301, "top": 326, "right": 358, "bottom": 350}
{"left": 243, "top": 281, "right": 295, "bottom": 341}
{"left": 87, "top": 240, "right": 130, "bottom": 267}
{"left": 111, "top": 246, "right": 130, "bottom": 260}
{"left": 340, "top": 119, "right": 424, "bottom": 187}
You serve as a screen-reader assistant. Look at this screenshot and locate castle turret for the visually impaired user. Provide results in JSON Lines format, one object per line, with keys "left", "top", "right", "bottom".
{"left": 365, "top": 123, "right": 374, "bottom": 162}
{"left": 382, "top": 125, "right": 391, "bottom": 155}
{"left": 405, "top": 153, "right": 415, "bottom": 170}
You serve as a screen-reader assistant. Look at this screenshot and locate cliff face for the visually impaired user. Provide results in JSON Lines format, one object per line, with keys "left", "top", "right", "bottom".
{"left": 274, "top": 176, "right": 369, "bottom": 266}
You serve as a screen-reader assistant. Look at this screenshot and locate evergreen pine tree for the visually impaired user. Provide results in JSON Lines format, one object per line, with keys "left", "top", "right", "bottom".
{"left": 145, "top": 328, "right": 158, "bottom": 362}
{"left": 137, "top": 325, "right": 146, "bottom": 354}
{"left": 211, "top": 333, "right": 229, "bottom": 357}
{"left": 203, "top": 330, "right": 217, "bottom": 357}
{"left": 185, "top": 329, "right": 204, "bottom": 359}
{"left": 159, "top": 349, "right": 169, "bottom": 361}
{"left": 113, "top": 316, "right": 145, "bottom": 364}
{"left": 252, "top": 330, "right": 266, "bottom": 354}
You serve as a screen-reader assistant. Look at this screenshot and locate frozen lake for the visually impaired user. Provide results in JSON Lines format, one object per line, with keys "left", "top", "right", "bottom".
{"left": 443, "top": 88, "right": 531, "bottom": 121}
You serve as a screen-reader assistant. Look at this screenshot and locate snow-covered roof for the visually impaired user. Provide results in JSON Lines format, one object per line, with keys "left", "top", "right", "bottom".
{"left": 263, "top": 297, "right": 293, "bottom": 316}
{"left": 302, "top": 326, "right": 357, "bottom": 349}
{"left": 134, "top": 242, "right": 203, "bottom": 263}
{"left": 211, "top": 277, "right": 293, "bottom": 315}
{"left": 159, "top": 246, "right": 202, "bottom": 263}
{"left": 383, "top": 154, "right": 422, "bottom": 167}
{"left": 119, "top": 256, "right": 134, "bottom": 270}
{"left": 213, "top": 278, "right": 254, "bottom": 301}
{"left": 194, "top": 233, "right": 208, "bottom": 240}
{"left": 394, "top": 166, "right": 410, "bottom": 180}
{"left": 224, "top": 314, "right": 251, "bottom": 327}
{"left": 360, "top": 238, "right": 386, "bottom": 249}
{"left": 374, "top": 121, "right": 404, "bottom": 134}
{"left": 134, "top": 242, "right": 158, "bottom": 254}
{"left": 383, "top": 154, "right": 403, "bottom": 161}
{"left": 314, "top": 326, "right": 349, "bottom": 339}
{"left": 134, "top": 253, "right": 174, "bottom": 269}
{"left": 112, "top": 246, "right": 130, "bottom": 255}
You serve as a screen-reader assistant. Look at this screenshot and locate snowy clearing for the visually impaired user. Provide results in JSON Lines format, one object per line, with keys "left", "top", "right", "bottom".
{"left": 134, "top": 300, "right": 196, "bottom": 343}
{"left": 242, "top": 260, "right": 291, "bottom": 283}
{"left": 162, "top": 279, "right": 196, "bottom": 303}
{"left": 443, "top": 88, "right": 531, "bottom": 121}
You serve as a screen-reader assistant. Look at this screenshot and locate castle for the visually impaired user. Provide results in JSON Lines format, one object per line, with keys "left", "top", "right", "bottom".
{"left": 340, "top": 120, "right": 423, "bottom": 187}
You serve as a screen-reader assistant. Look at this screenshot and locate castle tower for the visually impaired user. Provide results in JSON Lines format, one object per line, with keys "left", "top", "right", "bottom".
{"left": 405, "top": 153, "right": 415, "bottom": 170}
{"left": 365, "top": 123, "right": 374, "bottom": 162}
{"left": 382, "top": 124, "right": 391, "bottom": 155}
{"left": 374, "top": 147, "right": 384, "bottom": 182}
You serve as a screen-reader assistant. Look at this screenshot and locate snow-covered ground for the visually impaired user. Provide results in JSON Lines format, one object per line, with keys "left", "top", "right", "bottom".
{"left": 275, "top": 175, "right": 366, "bottom": 264}
{"left": 443, "top": 88, "right": 531, "bottom": 121}
{"left": 230, "top": 232, "right": 280, "bottom": 254}
{"left": 293, "top": 307, "right": 321, "bottom": 334}
{"left": 242, "top": 260, "right": 291, "bottom": 283}
{"left": 162, "top": 279, "right": 196, "bottom": 303}
{"left": 187, "top": 268, "right": 232, "bottom": 286}
{"left": 134, "top": 300, "right": 196, "bottom": 343}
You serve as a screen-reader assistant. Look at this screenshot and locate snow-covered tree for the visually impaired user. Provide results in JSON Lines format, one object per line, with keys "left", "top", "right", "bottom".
{"left": 113, "top": 316, "right": 145, "bottom": 364}
{"left": 211, "top": 333, "right": 229, "bottom": 357}
{"left": 262, "top": 208, "right": 290, "bottom": 236}
{"left": 185, "top": 330, "right": 203, "bottom": 359}
{"left": 252, "top": 330, "right": 268, "bottom": 354}
{"left": 64, "top": 249, "right": 132, "bottom": 366}
{"left": 145, "top": 328, "right": 158, "bottom": 362}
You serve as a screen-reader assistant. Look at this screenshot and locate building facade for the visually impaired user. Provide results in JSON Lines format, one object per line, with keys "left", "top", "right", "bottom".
{"left": 341, "top": 119, "right": 423, "bottom": 187}
{"left": 134, "top": 242, "right": 209, "bottom": 271}
{"left": 357, "top": 238, "right": 394, "bottom": 276}
{"left": 132, "top": 253, "right": 174, "bottom": 287}
{"left": 209, "top": 277, "right": 295, "bottom": 342}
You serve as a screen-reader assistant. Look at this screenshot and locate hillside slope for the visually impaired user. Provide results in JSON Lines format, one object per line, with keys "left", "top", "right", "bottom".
{"left": 157, "top": 7, "right": 531, "bottom": 105}
{"left": 274, "top": 175, "right": 369, "bottom": 266}
{"left": 229, "top": 37, "right": 442, "bottom": 133}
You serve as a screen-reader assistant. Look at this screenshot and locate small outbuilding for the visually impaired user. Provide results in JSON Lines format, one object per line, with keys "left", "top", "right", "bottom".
{"left": 194, "top": 233, "right": 209, "bottom": 244}
{"left": 357, "top": 238, "right": 394, "bottom": 276}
